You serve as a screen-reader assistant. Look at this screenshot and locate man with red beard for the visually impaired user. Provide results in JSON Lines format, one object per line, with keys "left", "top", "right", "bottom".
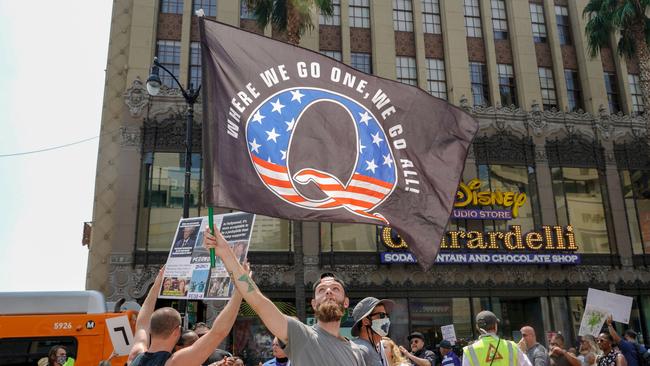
{"left": 204, "top": 227, "right": 366, "bottom": 366}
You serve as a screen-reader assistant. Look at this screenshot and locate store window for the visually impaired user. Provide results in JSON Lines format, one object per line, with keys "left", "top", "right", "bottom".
{"left": 319, "top": 0, "right": 340, "bottom": 26}
{"left": 351, "top": 52, "right": 372, "bottom": 74}
{"left": 320, "top": 223, "right": 378, "bottom": 252}
{"left": 393, "top": 0, "right": 414, "bottom": 32}
{"left": 396, "top": 56, "right": 417, "bottom": 86}
{"left": 565, "top": 70, "right": 582, "bottom": 112}
{"left": 470, "top": 62, "right": 489, "bottom": 106}
{"left": 156, "top": 40, "right": 181, "bottom": 89}
{"left": 137, "top": 152, "right": 203, "bottom": 251}
{"left": 555, "top": 6, "right": 571, "bottom": 45}
{"left": 530, "top": 3, "right": 547, "bottom": 43}
{"left": 539, "top": 67, "right": 557, "bottom": 111}
{"left": 349, "top": 0, "right": 370, "bottom": 28}
{"left": 552, "top": 167, "right": 610, "bottom": 253}
{"left": 498, "top": 64, "right": 517, "bottom": 107}
{"left": 410, "top": 298, "right": 473, "bottom": 348}
{"left": 491, "top": 0, "right": 508, "bottom": 40}
{"left": 620, "top": 169, "right": 650, "bottom": 255}
{"left": 475, "top": 164, "right": 538, "bottom": 233}
{"left": 464, "top": 0, "right": 482, "bottom": 38}
{"left": 249, "top": 216, "right": 292, "bottom": 251}
{"left": 160, "top": 0, "right": 183, "bottom": 14}
{"left": 193, "top": 0, "right": 216, "bottom": 17}
{"left": 426, "top": 58, "right": 447, "bottom": 99}
{"left": 421, "top": 0, "right": 441, "bottom": 34}
{"left": 604, "top": 73, "right": 621, "bottom": 114}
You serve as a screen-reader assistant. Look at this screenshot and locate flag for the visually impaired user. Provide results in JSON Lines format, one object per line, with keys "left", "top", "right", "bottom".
{"left": 199, "top": 18, "right": 478, "bottom": 269}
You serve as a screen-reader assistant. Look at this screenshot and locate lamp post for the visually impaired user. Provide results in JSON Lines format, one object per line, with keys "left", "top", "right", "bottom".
{"left": 146, "top": 57, "right": 201, "bottom": 219}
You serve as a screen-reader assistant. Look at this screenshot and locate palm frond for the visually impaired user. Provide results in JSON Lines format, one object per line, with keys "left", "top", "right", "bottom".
{"left": 272, "top": 0, "right": 288, "bottom": 32}
{"left": 247, "top": 0, "right": 274, "bottom": 29}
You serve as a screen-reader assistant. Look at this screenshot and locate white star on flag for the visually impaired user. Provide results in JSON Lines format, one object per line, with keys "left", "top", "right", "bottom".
{"left": 358, "top": 111, "right": 372, "bottom": 125}
{"left": 371, "top": 132, "right": 384, "bottom": 146}
{"left": 285, "top": 118, "right": 295, "bottom": 132}
{"left": 290, "top": 89, "right": 305, "bottom": 103}
{"left": 365, "top": 159, "right": 378, "bottom": 174}
{"left": 280, "top": 150, "right": 287, "bottom": 160}
{"left": 266, "top": 128, "right": 280, "bottom": 142}
{"left": 252, "top": 110, "right": 265, "bottom": 124}
{"left": 359, "top": 143, "right": 366, "bottom": 154}
{"left": 249, "top": 138, "right": 261, "bottom": 153}
{"left": 383, "top": 154, "right": 393, "bottom": 167}
{"left": 271, "top": 99, "right": 285, "bottom": 114}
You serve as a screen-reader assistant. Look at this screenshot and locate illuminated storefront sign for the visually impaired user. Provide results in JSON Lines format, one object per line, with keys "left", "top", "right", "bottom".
{"left": 380, "top": 225, "right": 581, "bottom": 265}
{"left": 453, "top": 179, "right": 527, "bottom": 219}
{"left": 379, "top": 177, "right": 583, "bottom": 265}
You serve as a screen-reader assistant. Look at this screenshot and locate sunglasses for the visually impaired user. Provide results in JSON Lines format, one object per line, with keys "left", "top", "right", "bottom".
{"left": 370, "top": 312, "right": 389, "bottom": 319}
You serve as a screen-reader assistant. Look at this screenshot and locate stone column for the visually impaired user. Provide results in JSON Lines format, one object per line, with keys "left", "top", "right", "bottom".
{"left": 370, "top": 0, "right": 396, "bottom": 78}
{"left": 440, "top": 0, "right": 471, "bottom": 105}
{"left": 505, "top": 0, "right": 542, "bottom": 110}
{"left": 568, "top": 0, "right": 608, "bottom": 114}
{"left": 341, "top": 0, "right": 351, "bottom": 64}
{"left": 543, "top": 0, "right": 569, "bottom": 111}
{"left": 480, "top": 0, "right": 500, "bottom": 106}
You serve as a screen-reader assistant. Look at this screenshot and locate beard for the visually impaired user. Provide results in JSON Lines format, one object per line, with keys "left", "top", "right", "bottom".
{"left": 314, "top": 299, "right": 345, "bottom": 322}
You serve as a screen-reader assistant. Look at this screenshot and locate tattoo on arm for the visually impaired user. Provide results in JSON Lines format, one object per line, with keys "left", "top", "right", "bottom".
{"left": 237, "top": 274, "right": 256, "bottom": 293}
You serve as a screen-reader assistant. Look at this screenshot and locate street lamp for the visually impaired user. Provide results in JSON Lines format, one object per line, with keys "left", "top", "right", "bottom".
{"left": 146, "top": 57, "right": 201, "bottom": 219}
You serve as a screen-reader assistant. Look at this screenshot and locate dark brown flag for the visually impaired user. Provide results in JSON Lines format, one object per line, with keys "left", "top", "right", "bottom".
{"left": 200, "top": 18, "right": 478, "bottom": 269}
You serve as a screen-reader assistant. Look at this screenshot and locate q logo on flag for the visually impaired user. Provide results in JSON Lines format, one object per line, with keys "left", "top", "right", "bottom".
{"left": 245, "top": 87, "right": 397, "bottom": 223}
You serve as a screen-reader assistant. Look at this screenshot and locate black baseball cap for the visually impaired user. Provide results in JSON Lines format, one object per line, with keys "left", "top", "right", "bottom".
{"left": 408, "top": 332, "right": 425, "bottom": 342}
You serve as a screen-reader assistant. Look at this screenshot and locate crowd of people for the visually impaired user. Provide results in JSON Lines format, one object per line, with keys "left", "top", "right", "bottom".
{"left": 121, "top": 226, "right": 650, "bottom": 366}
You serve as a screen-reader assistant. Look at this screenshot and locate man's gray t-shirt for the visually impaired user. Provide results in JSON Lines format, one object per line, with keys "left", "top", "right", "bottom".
{"left": 527, "top": 343, "right": 549, "bottom": 366}
{"left": 352, "top": 337, "right": 383, "bottom": 366}
{"left": 285, "top": 317, "right": 366, "bottom": 366}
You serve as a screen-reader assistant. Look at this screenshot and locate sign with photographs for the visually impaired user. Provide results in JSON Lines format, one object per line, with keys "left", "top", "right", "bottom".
{"left": 159, "top": 212, "right": 256, "bottom": 300}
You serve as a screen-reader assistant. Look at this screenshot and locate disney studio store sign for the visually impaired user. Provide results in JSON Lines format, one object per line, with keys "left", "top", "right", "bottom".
{"left": 380, "top": 179, "right": 581, "bottom": 265}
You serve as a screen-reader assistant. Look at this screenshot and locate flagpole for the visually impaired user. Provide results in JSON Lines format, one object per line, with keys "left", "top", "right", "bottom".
{"left": 208, "top": 207, "right": 216, "bottom": 267}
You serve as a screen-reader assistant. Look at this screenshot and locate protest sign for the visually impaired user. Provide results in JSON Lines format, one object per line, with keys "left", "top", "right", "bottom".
{"left": 441, "top": 324, "right": 457, "bottom": 345}
{"left": 586, "top": 288, "right": 633, "bottom": 324}
{"left": 578, "top": 304, "right": 609, "bottom": 337}
{"left": 160, "top": 212, "right": 255, "bottom": 300}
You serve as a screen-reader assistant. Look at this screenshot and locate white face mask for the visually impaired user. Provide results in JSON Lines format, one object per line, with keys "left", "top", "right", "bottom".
{"left": 371, "top": 317, "right": 390, "bottom": 337}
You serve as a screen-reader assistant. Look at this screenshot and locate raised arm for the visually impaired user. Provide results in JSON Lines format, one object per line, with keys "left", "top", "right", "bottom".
{"left": 204, "top": 227, "right": 289, "bottom": 342}
{"left": 128, "top": 267, "right": 164, "bottom": 363}
{"left": 606, "top": 316, "right": 622, "bottom": 344}
{"left": 398, "top": 346, "right": 432, "bottom": 366}
{"left": 170, "top": 284, "right": 244, "bottom": 366}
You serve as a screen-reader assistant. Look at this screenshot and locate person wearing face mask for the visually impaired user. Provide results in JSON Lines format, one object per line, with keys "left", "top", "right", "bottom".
{"left": 46, "top": 345, "right": 74, "bottom": 366}
{"left": 351, "top": 297, "right": 396, "bottom": 366}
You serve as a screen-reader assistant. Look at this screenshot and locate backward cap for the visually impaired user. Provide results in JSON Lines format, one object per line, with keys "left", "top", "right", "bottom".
{"left": 476, "top": 310, "right": 499, "bottom": 329}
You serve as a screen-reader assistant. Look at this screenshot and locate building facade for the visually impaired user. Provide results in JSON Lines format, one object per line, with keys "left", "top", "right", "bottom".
{"left": 89, "top": 0, "right": 649, "bottom": 363}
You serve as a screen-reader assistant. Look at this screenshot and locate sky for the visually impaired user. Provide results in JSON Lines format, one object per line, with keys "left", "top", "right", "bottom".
{"left": 0, "top": 0, "right": 113, "bottom": 291}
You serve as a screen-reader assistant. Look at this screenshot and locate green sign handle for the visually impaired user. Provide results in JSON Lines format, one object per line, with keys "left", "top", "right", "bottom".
{"left": 208, "top": 207, "right": 216, "bottom": 268}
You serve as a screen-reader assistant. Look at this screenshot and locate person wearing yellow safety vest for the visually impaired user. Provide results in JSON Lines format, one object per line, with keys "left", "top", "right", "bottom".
{"left": 463, "top": 311, "right": 532, "bottom": 366}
